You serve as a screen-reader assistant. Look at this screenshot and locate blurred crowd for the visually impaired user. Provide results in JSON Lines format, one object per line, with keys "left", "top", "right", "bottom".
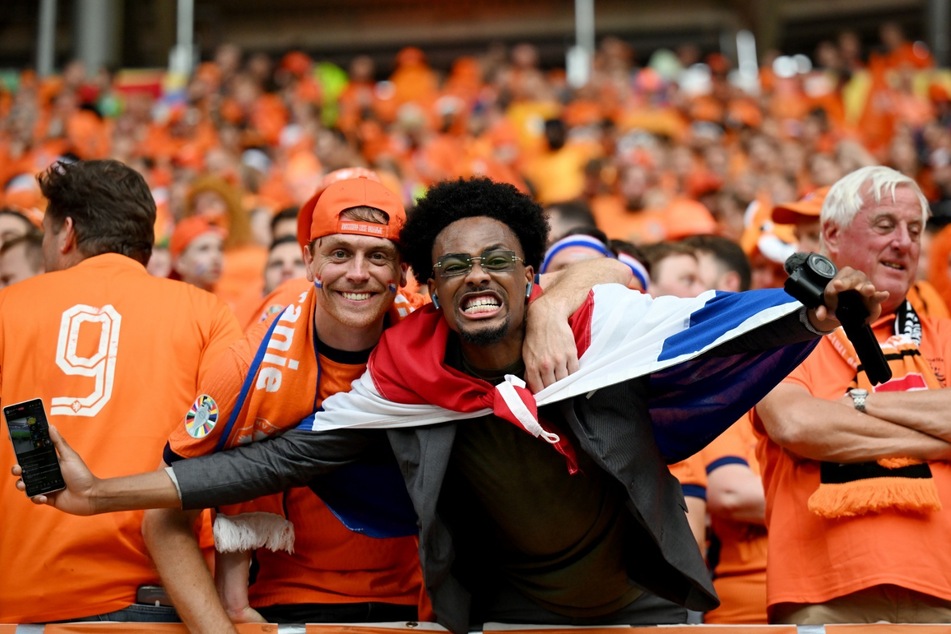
{"left": 5, "top": 17, "right": 951, "bottom": 628}
{"left": 2, "top": 20, "right": 951, "bottom": 311}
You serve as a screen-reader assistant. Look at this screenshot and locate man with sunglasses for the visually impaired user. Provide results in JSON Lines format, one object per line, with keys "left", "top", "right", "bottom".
{"left": 19, "top": 178, "right": 885, "bottom": 633}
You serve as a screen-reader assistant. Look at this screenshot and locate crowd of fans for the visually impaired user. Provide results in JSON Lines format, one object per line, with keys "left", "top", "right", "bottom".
{"left": 1, "top": 22, "right": 950, "bottom": 307}
{"left": 4, "top": 18, "right": 951, "bottom": 626}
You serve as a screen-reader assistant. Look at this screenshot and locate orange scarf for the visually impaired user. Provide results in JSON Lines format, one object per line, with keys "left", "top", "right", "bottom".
{"left": 808, "top": 301, "right": 943, "bottom": 518}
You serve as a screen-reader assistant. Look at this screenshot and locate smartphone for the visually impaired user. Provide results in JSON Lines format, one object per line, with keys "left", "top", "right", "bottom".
{"left": 4, "top": 398, "right": 65, "bottom": 497}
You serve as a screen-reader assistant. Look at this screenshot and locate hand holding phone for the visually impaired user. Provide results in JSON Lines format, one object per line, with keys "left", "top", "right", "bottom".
{"left": 5, "top": 398, "right": 66, "bottom": 497}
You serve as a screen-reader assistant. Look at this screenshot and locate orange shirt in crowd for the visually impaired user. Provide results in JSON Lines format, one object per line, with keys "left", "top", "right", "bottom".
{"left": 215, "top": 243, "right": 269, "bottom": 309}
{"left": 521, "top": 142, "right": 597, "bottom": 205}
{"left": 592, "top": 194, "right": 717, "bottom": 245}
{"left": 753, "top": 312, "right": 951, "bottom": 615}
{"left": 165, "top": 283, "right": 429, "bottom": 613}
{"left": 701, "top": 414, "right": 768, "bottom": 625}
{"left": 0, "top": 254, "right": 241, "bottom": 622}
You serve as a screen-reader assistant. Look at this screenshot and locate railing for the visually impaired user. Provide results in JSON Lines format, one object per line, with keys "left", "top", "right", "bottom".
{"left": 3, "top": 624, "right": 951, "bottom": 633}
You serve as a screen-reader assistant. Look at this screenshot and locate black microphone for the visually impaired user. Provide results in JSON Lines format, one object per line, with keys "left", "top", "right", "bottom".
{"left": 835, "top": 290, "right": 892, "bottom": 385}
{"left": 783, "top": 253, "right": 892, "bottom": 385}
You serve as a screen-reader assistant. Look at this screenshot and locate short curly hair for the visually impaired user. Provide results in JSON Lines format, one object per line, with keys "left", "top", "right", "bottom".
{"left": 400, "top": 178, "right": 549, "bottom": 280}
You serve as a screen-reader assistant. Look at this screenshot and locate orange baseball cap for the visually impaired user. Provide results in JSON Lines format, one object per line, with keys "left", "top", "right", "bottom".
{"left": 169, "top": 216, "right": 225, "bottom": 259}
{"left": 664, "top": 198, "right": 718, "bottom": 240}
{"left": 296, "top": 172, "right": 405, "bottom": 248}
{"left": 771, "top": 187, "right": 830, "bottom": 225}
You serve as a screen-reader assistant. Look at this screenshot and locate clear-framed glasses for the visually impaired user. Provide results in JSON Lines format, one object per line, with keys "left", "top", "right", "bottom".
{"left": 432, "top": 249, "right": 523, "bottom": 279}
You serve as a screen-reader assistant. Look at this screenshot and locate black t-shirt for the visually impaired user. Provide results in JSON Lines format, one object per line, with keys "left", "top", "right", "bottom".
{"left": 440, "top": 336, "right": 642, "bottom": 618}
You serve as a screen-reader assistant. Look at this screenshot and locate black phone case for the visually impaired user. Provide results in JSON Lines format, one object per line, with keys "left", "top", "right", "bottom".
{"left": 4, "top": 398, "right": 65, "bottom": 496}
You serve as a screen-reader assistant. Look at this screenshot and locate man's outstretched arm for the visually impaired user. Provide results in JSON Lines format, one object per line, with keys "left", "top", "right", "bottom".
{"left": 14, "top": 425, "right": 373, "bottom": 514}
{"left": 13, "top": 425, "right": 181, "bottom": 513}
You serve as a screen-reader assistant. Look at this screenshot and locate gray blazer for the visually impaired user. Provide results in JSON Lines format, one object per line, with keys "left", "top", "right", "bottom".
{"left": 176, "top": 394, "right": 708, "bottom": 633}
{"left": 174, "top": 310, "right": 817, "bottom": 633}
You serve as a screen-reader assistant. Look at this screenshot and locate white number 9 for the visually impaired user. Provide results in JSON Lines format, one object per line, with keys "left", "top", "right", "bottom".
{"left": 51, "top": 304, "right": 122, "bottom": 417}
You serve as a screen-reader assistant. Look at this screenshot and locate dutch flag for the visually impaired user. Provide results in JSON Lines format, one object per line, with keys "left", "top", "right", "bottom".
{"left": 305, "top": 284, "right": 817, "bottom": 462}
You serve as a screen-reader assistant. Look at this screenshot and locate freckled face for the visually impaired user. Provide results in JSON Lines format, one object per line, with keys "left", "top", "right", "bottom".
{"left": 308, "top": 234, "right": 404, "bottom": 331}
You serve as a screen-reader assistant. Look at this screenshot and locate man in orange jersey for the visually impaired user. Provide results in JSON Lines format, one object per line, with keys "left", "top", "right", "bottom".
{"left": 755, "top": 166, "right": 951, "bottom": 624}
{"left": 141, "top": 174, "right": 629, "bottom": 633}
{"left": 0, "top": 159, "right": 242, "bottom": 623}
{"left": 141, "top": 174, "right": 431, "bottom": 632}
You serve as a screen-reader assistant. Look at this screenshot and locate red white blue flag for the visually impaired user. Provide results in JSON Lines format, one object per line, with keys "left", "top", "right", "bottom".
{"left": 303, "top": 284, "right": 817, "bottom": 462}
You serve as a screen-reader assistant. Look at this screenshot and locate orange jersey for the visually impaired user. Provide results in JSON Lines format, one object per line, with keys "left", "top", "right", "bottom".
{"left": 701, "top": 415, "right": 768, "bottom": 624}
{"left": 165, "top": 285, "right": 425, "bottom": 610}
{"left": 754, "top": 313, "right": 951, "bottom": 612}
{"left": 0, "top": 254, "right": 242, "bottom": 622}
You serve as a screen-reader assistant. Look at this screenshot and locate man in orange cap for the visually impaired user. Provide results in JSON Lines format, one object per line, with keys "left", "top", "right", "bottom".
{"left": 141, "top": 174, "right": 623, "bottom": 632}
{"left": 143, "top": 174, "right": 431, "bottom": 631}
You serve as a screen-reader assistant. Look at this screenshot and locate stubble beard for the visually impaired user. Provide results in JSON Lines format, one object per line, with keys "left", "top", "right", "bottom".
{"left": 458, "top": 317, "right": 510, "bottom": 346}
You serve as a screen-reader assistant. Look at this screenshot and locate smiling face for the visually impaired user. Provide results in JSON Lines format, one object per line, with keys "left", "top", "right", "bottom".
{"left": 823, "top": 184, "right": 923, "bottom": 315}
{"left": 307, "top": 233, "right": 405, "bottom": 350}
{"left": 428, "top": 217, "right": 533, "bottom": 369}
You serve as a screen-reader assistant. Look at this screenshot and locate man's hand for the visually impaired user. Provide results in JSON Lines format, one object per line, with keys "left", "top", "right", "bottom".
{"left": 225, "top": 604, "right": 268, "bottom": 625}
{"left": 217, "top": 549, "right": 268, "bottom": 625}
{"left": 525, "top": 258, "right": 631, "bottom": 392}
{"left": 524, "top": 292, "right": 579, "bottom": 392}
{"left": 806, "top": 266, "right": 888, "bottom": 332}
{"left": 12, "top": 425, "right": 99, "bottom": 515}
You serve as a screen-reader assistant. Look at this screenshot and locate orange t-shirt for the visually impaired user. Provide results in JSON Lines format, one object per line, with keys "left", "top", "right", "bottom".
{"left": 165, "top": 286, "right": 426, "bottom": 610}
{"left": 910, "top": 280, "right": 950, "bottom": 320}
{"left": 0, "top": 254, "right": 242, "bottom": 622}
{"left": 753, "top": 312, "right": 951, "bottom": 613}
{"left": 521, "top": 143, "right": 597, "bottom": 205}
{"left": 591, "top": 194, "right": 670, "bottom": 245}
{"left": 700, "top": 414, "right": 768, "bottom": 625}
{"left": 216, "top": 244, "right": 269, "bottom": 310}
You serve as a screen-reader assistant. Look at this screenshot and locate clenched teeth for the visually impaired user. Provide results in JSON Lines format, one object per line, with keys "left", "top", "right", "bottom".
{"left": 463, "top": 296, "right": 500, "bottom": 313}
{"left": 342, "top": 291, "right": 372, "bottom": 300}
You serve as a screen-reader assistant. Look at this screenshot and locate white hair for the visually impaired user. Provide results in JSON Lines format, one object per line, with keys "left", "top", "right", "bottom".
{"left": 821, "top": 165, "right": 929, "bottom": 231}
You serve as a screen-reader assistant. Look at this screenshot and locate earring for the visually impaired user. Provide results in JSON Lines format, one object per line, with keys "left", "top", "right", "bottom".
{"left": 431, "top": 293, "right": 441, "bottom": 310}
{"left": 525, "top": 282, "right": 533, "bottom": 298}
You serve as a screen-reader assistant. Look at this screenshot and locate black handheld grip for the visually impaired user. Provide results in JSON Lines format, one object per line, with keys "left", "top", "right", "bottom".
{"left": 835, "top": 290, "right": 892, "bottom": 385}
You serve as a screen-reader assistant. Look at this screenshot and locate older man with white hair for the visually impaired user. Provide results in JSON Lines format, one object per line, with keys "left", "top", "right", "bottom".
{"left": 755, "top": 165, "right": 951, "bottom": 624}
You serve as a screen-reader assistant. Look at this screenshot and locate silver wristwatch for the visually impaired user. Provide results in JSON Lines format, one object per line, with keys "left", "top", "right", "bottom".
{"left": 849, "top": 388, "right": 869, "bottom": 413}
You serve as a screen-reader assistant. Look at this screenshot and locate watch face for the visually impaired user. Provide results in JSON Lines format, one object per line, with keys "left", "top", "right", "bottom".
{"left": 807, "top": 254, "right": 837, "bottom": 280}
